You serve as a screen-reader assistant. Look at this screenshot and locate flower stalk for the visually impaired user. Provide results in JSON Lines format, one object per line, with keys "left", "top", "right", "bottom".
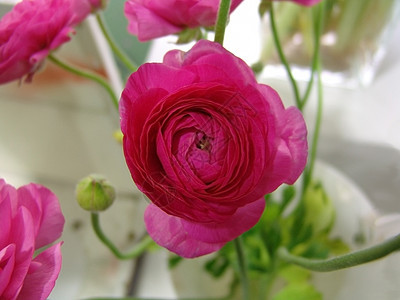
{"left": 302, "top": 1, "right": 325, "bottom": 190}
{"left": 48, "top": 54, "right": 119, "bottom": 110}
{"left": 269, "top": 3, "right": 302, "bottom": 109}
{"left": 234, "top": 237, "right": 250, "bottom": 300}
{"left": 214, "top": 0, "right": 232, "bottom": 45}
{"left": 91, "top": 213, "right": 155, "bottom": 260}
{"left": 277, "top": 234, "right": 400, "bottom": 272}
{"left": 95, "top": 13, "right": 138, "bottom": 72}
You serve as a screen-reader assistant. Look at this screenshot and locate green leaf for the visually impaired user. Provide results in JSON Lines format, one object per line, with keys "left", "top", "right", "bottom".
{"left": 299, "top": 240, "right": 330, "bottom": 259}
{"left": 302, "top": 181, "right": 335, "bottom": 235}
{"left": 259, "top": 0, "right": 272, "bottom": 17}
{"left": 272, "top": 282, "right": 322, "bottom": 300}
{"left": 280, "top": 185, "right": 296, "bottom": 213}
{"left": 204, "top": 255, "right": 230, "bottom": 278}
{"left": 279, "top": 265, "right": 311, "bottom": 283}
{"left": 323, "top": 237, "right": 350, "bottom": 255}
{"left": 176, "top": 27, "right": 203, "bottom": 44}
{"left": 245, "top": 235, "right": 271, "bottom": 273}
{"left": 168, "top": 255, "right": 183, "bottom": 269}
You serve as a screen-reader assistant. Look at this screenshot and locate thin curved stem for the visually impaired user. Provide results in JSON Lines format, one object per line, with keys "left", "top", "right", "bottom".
{"left": 299, "top": 2, "right": 325, "bottom": 110}
{"left": 302, "top": 1, "right": 325, "bottom": 190}
{"left": 91, "top": 213, "right": 154, "bottom": 260}
{"left": 214, "top": 0, "right": 232, "bottom": 45}
{"left": 233, "top": 237, "right": 250, "bottom": 300}
{"left": 269, "top": 3, "right": 302, "bottom": 109}
{"left": 302, "top": 56, "right": 323, "bottom": 190}
{"left": 96, "top": 13, "right": 138, "bottom": 72}
{"left": 48, "top": 54, "right": 119, "bottom": 110}
{"left": 277, "top": 234, "right": 400, "bottom": 272}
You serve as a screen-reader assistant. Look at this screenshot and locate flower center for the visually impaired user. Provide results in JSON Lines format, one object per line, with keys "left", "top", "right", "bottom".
{"left": 195, "top": 132, "right": 211, "bottom": 151}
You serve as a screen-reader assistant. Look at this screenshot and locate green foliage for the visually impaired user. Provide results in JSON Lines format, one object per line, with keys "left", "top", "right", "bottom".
{"left": 272, "top": 282, "right": 322, "bottom": 300}
{"left": 176, "top": 27, "right": 204, "bottom": 44}
{"left": 259, "top": 0, "right": 272, "bottom": 18}
{"left": 168, "top": 255, "right": 183, "bottom": 269}
{"left": 201, "top": 182, "right": 350, "bottom": 299}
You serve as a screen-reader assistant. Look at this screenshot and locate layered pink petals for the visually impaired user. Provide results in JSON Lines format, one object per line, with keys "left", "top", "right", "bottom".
{"left": 120, "top": 40, "right": 308, "bottom": 258}
{"left": 145, "top": 199, "right": 266, "bottom": 258}
{"left": 17, "top": 243, "right": 63, "bottom": 300}
{"left": 0, "top": 0, "right": 94, "bottom": 84}
{"left": 124, "top": 0, "right": 244, "bottom": 41}
{"left": 0, "top": 179, "right": 64, "bottom": 300}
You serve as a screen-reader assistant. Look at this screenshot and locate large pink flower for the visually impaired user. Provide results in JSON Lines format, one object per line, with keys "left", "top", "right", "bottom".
{"left": 0, "top": 0, "right": 95, "bottom": 84}
{"left": 124, "top": 0, "right": 244, "bottom": 41}
{"left": 120, "top": 40, "right": 308, "bottom": 258}
{"left": 0, "top": 179, "right": 65, "bottom": 300}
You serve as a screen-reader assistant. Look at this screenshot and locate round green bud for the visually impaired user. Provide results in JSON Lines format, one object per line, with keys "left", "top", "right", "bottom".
{"left": 303, "top": 180, "right": 335, "bottom": 235}
{"left": 76, "top": 174, "right": 116, "bottom": 212}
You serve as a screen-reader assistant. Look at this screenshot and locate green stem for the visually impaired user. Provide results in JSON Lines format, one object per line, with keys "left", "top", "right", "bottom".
{"left": 91, "top": 213, "right": 154, "bottom": 260}
{"left": 300, "top": 2, "right": 325, "bottom": 110}
{"left": 214, "top": 0, "right": 232, "bottom": 45}
{"left": 48, "top": 54, "right": 119, "bottom": 110}
{"left": 304, "top": 59, "right": 323, "bottom": 189}
{"left": 269, "top": 3, "right": 302, "bottom": 109}
{"left": 302, "top": 1, "right": 325, "bottom": 190}
{"left": 234, "top": 237, "right": 250, "bottom": 300}
{"left": 96, "top": 13, "right": 138, "bottom": 72}
{"left": 277, "top": 234, "right": 400, "bottom": 272}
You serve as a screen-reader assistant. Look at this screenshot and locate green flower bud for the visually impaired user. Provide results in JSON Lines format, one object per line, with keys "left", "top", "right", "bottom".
{"left": 303, "top": 181, "right": 335, "bottom": 235}
{"left": 76, "top": 174, "right": 115, "bottom": 212}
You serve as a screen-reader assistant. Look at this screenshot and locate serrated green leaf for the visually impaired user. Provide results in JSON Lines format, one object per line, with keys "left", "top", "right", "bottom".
{"left": 272, "top": 282, "right": 322, "bottom": 300}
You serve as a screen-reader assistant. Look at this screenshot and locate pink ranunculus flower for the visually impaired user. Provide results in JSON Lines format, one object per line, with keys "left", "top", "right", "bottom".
{"left": 0, "top": 0, "right": 94, "bottom": 84}
{"left": 124, "top": 0, "right": 244, "bottom": 41}
{"left": 120, "top": 40, "right": 308, "bottom": 258}
{"left": 0, "top": 179, "right": 65, "bottom": 300}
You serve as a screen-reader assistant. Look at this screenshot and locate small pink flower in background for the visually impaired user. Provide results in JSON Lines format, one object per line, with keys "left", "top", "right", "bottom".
{"left": 124, "top": 0, "right": 244, "bottom": 41}
{"left": 0, "top": 0, "right": 94, "bottom": 84}
{"left": 120, "top": 39, "right": 308, "bottom": 258}
{"left": 0, "top": 179, "right": 65, "bottom": 300}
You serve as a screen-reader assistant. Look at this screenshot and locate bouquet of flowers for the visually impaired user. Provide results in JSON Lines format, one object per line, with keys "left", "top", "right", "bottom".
{"left": 0, "top": 0, "right": 399, "bottom": 299}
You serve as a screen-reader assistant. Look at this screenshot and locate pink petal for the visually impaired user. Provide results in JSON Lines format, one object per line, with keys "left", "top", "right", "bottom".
{"left": 182, "top": 198, "right": 266, "bottom": 244}
{"left": 0, "top": 189, "right": 12, "bottom": 249}
{"left": 16, "top": 242, "right": 63, "bottom": 300}
{"left": 276, "top": 106, "right": 308, "bottom": 184}
{"left": 124, "top": 2, "right": 180, "bottom": 41}
{"left": 0, "top": 244, "right": 16, "bottom": 295}
{"left": 2, "top": 207, "right": 35, "bottom": 300}
{"left": 181, "top": 40, "right": 257, "bottom": 87}
{"left": 144, "top": 199, "right": 265, "bottom": 258}
{"left": 144, "top": 204, "right": 224, "bottom": 258}
{"left": 17, "top": 184, "right": 65, "bottom": 250}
